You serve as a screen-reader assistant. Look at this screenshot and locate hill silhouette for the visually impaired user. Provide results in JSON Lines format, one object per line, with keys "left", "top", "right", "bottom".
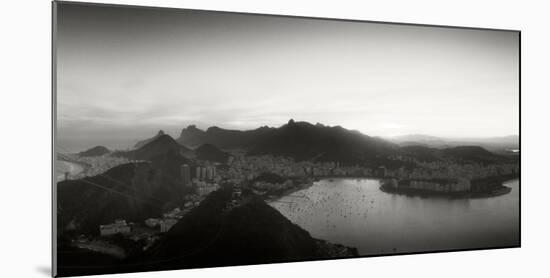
{"left": 78, "top": 146, "right": 110, "bottom": 157}
{"left": 134, "top": 130, "right": 165, "bottom": 149}
{"left": 58, "top": 150, "right": 194, "bottom": 235}
{"left": 174, "top": 120, "right": 517, "bottom": 167}
{"left": 57, "top": 185, "right": 357, "bottom": 276}
{"left": 249, "top": 120, "right": 398, "bottom": 164}
{"left": 401, "top": 145, "right": 510, "bottom": 164}
{"left": 177, "top": 124, "right": 273, "bottom": 149}
{"left": 57, "top": 163, "right": 164, "bottom": 234}
{"left": 441, "top": 146, "right": 506, "bottom": 163}
{"left": 115, "top": 134, "right": 191, "bottom": 161}
{"left": 178, "top": 120, "right": 399, "bottom": 165}
{"left": 137, "top": 186, "right": 357, "bottom": 271}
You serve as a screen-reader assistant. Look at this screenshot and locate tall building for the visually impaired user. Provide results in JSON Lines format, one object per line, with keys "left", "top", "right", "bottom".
{"left": 181, "top": 164, "right": 191, "bottom": 186}
{"left": 206, "top": 166, "right": 213, "bottom": 181}
{"left": 195, "top": 166, "right": 201, "bottom": 180}
{"left": 201, "top": 167, "right": 207, "bottom": 180}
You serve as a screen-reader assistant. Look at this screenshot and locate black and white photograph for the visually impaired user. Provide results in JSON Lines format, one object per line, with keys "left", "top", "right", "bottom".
{"left": 52, "top": 1, "right": 519, "bottom": 277}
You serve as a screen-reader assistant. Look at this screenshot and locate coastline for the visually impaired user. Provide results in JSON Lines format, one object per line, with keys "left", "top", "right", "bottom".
{"left": 257, "top": 174, "right": 518, "bottom": 202}
{"left": 264, "top": 176, "right": 384, "bottom": 203}
{"left": 379, "top": 183, "right": 512, "bottom": 199}
{"left": 263, "top": 179, "right": 359, "bottom": 258}
{"left": 379, "top": 176, "right": 518, "bottom": 199}
{"left": 263, "top": 181, "right": 314, "bottom": 203}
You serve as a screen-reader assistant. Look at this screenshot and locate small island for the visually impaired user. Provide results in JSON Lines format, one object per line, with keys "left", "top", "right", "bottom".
{"left": 380, "top": 174, "right": 518, "bottom": 198}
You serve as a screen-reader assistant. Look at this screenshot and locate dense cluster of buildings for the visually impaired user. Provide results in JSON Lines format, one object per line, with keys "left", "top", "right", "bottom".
{"left": 222, "top": 154, "right": 400, "bottom": 183}
{"left": 180, "top": 163, "right": 221, "bottom": 198}
{"left": 181, "top": 164, "right": 220, "bottom": 185}
{"left": 220, "top": 153, "right": 518, "bottom": 195}
{"left": 222, "top": 154, "right": 371, "bottom": 182}
{"left": 231, "top": 152, "right": 517, "bottom": 179}
{"left": 410, "top": 161, "right": 519, "bottom": 180}
{"left": 384, "top": 178, "right": 472, "bottom": 193}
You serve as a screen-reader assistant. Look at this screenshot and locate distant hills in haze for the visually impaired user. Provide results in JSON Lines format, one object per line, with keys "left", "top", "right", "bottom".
{"left": 78, "top": 146, "right": 111, "bottom": 157}
{"left": 388, "top": 134, "right": 519, "bottom": 153}
{"left": 400, "top": 145, "right": 508, "bottom": 164}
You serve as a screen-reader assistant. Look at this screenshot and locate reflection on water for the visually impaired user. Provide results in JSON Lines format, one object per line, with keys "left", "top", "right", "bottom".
{"left": 270, "top": 178, "right": 519, "bottom": 255}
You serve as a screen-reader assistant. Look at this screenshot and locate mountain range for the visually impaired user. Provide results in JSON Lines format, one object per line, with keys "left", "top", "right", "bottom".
{"left": 173, "top": 119, "right": 512, "bottom": 166}
{"left": 177, "top": 119, "right": 400, "bottom": 166}
{"left": 86, "top": 119, "right": 518, "bottom": 170}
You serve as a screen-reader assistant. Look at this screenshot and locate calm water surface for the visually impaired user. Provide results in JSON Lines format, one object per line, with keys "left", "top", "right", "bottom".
{"left": 270, "top": 178, "right": 519, "bottom": 255}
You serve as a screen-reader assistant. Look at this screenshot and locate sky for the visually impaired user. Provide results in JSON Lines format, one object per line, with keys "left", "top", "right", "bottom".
{"left": 55, "top": 2, "right": 519, "bottom": 151}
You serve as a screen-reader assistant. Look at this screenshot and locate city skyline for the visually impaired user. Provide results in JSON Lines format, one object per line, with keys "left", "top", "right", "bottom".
{"left": 56, "top": 3, "right": 519, "bottom": 151}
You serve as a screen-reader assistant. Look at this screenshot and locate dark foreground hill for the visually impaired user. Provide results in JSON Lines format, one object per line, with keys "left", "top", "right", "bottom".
{"left": 56, "top": 186, "right": 357, "bottom": 276}
{"left": 57, "top": 151, "right": 193, "bottom": 235}
{"left": 57, "top": 163, "right": 163, "bottom": 235}
{"left": 78, "top": 146, "right": 110, "bottom": 157}
{"left": 135, "top": 186, "right": 357, "bottom": 271}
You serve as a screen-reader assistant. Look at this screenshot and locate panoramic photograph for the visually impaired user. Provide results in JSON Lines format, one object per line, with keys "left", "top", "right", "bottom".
{"left": 53, "top": 2, "right": 520, "bottom": 277}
